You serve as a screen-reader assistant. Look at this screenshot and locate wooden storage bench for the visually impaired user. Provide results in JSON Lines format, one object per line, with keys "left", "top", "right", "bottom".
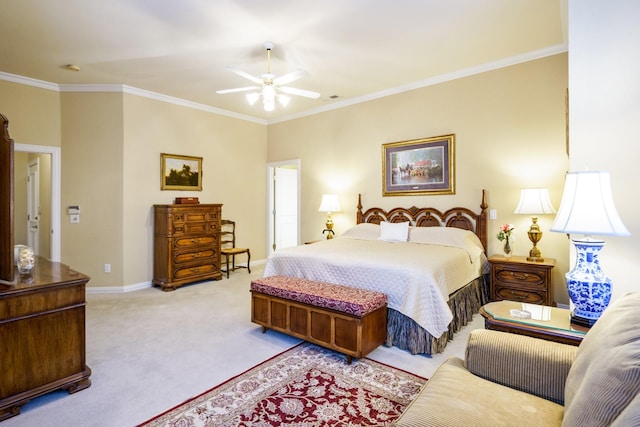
{"left": 251, "top": 276, "right": 387, "bottom": 363}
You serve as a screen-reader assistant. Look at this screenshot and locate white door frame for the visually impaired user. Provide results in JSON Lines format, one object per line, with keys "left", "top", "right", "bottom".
{"left": 27, "top": 158, "right": 40, "bottom": 255}
{"left": 15, "top": 144, "right": 61, "bottom": 262}
{"left": 267, "top": 159, "right": 301, "bottom": 256}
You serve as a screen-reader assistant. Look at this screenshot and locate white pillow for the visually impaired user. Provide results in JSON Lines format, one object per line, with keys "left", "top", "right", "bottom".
{"left": 379, "top": 221, "right": 410, "bottom": 242}
{"left": 408, "top": 226, "right": 484, "bottom": 259}
{"left": 340, "top": 223, "right": 380, "bottom": 240}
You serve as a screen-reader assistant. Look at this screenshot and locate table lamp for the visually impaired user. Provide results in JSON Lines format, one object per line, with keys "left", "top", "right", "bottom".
{"left": 318, "top": 194, "right": 341, "bottom": 239}
{"left": 514, "top": 188, "right": 556, "bottom": 262}
{"left": 550, "top": 171, "right": 629, "bottom": 327}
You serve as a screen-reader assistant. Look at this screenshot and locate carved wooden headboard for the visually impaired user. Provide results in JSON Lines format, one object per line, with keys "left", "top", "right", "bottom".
{"left": 356, "top": 190, "right": 488, "bottom": 252}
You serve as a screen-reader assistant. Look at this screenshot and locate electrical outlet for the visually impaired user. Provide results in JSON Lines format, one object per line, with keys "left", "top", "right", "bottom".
{"left": 489, "top": 209, "right": 497, "bottom": 220}
{"left": 104, "top": 264, "right": 111, "bottom": 273}
{"left": 70, "top": 214, "right": 80, "bottom": 223}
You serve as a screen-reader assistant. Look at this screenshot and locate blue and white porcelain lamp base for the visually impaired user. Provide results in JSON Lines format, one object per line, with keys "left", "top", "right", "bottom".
{"left": 567, "top": 238, "right": 612, "bottom": 328}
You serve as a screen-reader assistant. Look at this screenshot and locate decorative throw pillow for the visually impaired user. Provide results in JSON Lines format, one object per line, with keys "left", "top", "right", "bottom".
{"left": 379, "top": 221, "right": 409, "bottom": 242}
{"left": 563, "top": 292, "right": 640, "bottom": 426}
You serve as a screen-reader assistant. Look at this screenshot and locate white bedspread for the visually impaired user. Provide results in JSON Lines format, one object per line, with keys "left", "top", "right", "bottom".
{"left": 263, "top": 237, "right": 487, "bottom": 338}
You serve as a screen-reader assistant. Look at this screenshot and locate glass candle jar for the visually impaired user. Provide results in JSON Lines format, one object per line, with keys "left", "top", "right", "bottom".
{"left": 17, "top": 246, "right": 35, "bottom": 275}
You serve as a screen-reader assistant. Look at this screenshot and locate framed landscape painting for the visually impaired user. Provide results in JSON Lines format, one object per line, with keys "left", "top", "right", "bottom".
{"left": 160, "top": 153, "right": 203, "bottom": 191}
{"left": 382, "top": 134, "right": 455, "bottom": 196}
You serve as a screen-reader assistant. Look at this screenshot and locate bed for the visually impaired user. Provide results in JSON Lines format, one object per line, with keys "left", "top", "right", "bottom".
{"left": 263, "top": 190, "right": 490, "bottom": 355}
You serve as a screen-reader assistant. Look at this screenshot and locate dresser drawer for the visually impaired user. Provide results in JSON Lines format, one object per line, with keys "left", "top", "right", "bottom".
{"left": 173, "top": 248, "right": 217, "bottom": 264}
{"left": 174, "top": 235, "right": 217, "bottom": 249}
{"left": 494, "top": 285, "right": 546, "bottom": 304}
{"left": 171, "top": 221, "right": 218, "bottom": 236}
{"left": 494, "top": 267, "right": 547, "bottom": 290}
{"left": 173, "top": 263, "right": 218, "bottom": 281}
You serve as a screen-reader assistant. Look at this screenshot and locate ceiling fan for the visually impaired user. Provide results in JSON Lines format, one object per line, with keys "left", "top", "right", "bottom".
{"left": 216, "top": 42, "right": 320, "bottom": 111}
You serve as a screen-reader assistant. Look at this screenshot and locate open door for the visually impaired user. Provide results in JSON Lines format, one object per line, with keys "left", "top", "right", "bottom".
{"left": 267, "top": 160, "right": 300, "bottom": 256}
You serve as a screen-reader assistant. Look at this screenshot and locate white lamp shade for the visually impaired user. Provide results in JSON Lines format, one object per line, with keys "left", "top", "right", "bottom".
{"left": 550, "top": 171, "right": 630, "bottom": 236}
{"left": 514, "top": 188, "right": 556, "bottom": 215}
{"left": 318, "top": 194, "right": 341, "bottom": 213}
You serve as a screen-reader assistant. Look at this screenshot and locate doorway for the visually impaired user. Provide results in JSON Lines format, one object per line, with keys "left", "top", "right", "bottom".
{"left": 14, "top": 144, "right": 61, "bottom": 262}
{"left": 267, "top": 159, "right": 300, "bottom": 256}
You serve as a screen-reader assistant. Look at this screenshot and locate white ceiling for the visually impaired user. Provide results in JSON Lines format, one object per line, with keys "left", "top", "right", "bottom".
{"left": 0, "top": 0, "right": 567, "bottom": 123}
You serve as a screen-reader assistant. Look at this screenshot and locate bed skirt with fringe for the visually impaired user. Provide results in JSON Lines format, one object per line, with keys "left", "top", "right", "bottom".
{"left": 385, "top": 274, "right": 489, "bottom": 355}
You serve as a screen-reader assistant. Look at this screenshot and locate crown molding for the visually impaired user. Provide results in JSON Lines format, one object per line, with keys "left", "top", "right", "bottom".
{"left": 1, "top": 43, "right": 567, "bottom": 126}
{"left": 0, "top": 71, "right": 59, "bottom": 91}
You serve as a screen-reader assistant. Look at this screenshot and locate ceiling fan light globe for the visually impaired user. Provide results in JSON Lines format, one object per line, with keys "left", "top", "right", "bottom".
{"left": 263, "top": 85, "right": 276, "bottom": 101}
{"left": 263, "top": 100, "right": 275, "bottom": 111}
{"left": 278, "top": 94, "right": 291, "bottom": 107}
{"left": 246, "top": 92, "right": 260, "bottom": 106}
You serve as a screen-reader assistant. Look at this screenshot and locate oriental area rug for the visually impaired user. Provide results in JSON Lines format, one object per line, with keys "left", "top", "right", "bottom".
{"left": 139, "top": 342, "right": 426, "bottom": 427}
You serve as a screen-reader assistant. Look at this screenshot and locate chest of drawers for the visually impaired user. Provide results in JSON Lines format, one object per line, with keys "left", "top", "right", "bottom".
{"left": 0, "top": 258, "right": 91, "bottom": 421}
{"left": 153, "top": 204, "right": 222, "bottom": 291}
{"left": 488, "top": 255, "right": 555, "bottom": 306}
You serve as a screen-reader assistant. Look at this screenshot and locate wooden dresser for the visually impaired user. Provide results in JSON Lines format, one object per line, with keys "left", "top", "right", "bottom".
{"left": 0, "top": 258, "right": 91, "bottom": 421}
{"left": 488, "top": 255, "right": 555, "bottom": 306}
{"left": 153, "top": 204, "right": 223, "bottom": 291}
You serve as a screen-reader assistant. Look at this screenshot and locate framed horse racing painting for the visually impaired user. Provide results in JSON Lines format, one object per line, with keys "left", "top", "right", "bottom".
{"left": 382, "top": 134, "right": 455, "bottom": 196}
{"left": 160, "top": 153, "right": 203, "bottom": 191}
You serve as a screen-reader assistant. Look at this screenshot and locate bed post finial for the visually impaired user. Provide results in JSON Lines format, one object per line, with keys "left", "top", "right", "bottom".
{"left": 357, "top": 194, "right": 364, "bottom": 224}
{"left": 478, "top": 189, "right": 488, "bottom": 253}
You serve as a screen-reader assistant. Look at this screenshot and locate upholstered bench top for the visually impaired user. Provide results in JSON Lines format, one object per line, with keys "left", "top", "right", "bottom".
{"left": 251, "top": 276, "right": 387, "bottom": 317}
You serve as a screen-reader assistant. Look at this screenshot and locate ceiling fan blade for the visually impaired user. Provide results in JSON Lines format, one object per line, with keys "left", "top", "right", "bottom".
{"left": 279, "top": 86, "right": 321, "bottom": 99}
{"left": 216, "top": 86, "right": 259, "bottom": 94}
{"left": 273, "top": 69, "right": 307, "bottom": 86}
{"left": 226, "top": 66, "right": 263, "bottom": 85}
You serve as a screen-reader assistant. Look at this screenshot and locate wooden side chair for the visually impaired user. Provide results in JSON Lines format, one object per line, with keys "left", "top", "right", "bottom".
{"left": 220, "top": 220, "right": 251, "bottom": 279}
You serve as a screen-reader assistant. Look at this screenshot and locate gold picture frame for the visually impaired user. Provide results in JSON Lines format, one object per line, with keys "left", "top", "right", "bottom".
{"left": 382, "top": 134, "right": 455, "bottom": 196}
{"left": 160, "top": 153, "right": 203, "bottom": 191}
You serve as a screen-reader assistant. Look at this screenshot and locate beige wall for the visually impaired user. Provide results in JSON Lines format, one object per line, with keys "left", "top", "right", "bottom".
{"left": 568, "top": 0, "right": 640, "bottom": 300}
{"left": 0, "top": 80, "right": 61, "bottom": 147}
{"left": 268, "top": 54, "right": 570, "bottom": 302}
{"left": 60, "top": 92, "right": 125, "bottom": 286}
{"left": 121, "top": 94, "right": 267, "bottom": 286}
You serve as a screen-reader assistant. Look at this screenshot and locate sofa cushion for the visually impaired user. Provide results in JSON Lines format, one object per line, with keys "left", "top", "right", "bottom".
{"left": 393, "top": 357, "right": 563, "bottom": 427}
{"left": 563, "top": 292, "right": 640, "bottom": 427}
{"left": 466, "top": 329, "right": 576, "bottom": 404}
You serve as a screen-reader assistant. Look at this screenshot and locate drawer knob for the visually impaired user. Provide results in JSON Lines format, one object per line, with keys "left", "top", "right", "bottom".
{"left": 508, "top": 290, "right": 529, "bottom": 300}
{"left": 509, "top": 272, "right": 528, "bottom": 280}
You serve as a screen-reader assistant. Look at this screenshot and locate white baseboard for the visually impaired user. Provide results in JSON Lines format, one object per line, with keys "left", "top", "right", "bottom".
{"left": 86, "top": 281, "right": 152, "bottom": 294}
{"left": 86, "top": 259, "right": 267, "bottom": 294}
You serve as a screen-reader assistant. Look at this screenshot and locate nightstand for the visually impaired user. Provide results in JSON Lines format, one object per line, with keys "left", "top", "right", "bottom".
{"left": 488, "top": 255, "right": 555, "bottom": 306}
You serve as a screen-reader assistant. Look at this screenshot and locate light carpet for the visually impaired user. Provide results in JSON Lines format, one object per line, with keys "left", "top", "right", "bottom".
{"left": 139, "top": 342, "right": 427, "bottom": 427}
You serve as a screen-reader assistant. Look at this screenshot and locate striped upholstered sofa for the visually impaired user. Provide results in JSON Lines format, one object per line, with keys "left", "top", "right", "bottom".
{"left": 393, "top": 292, "right": 640, "bottom": 427}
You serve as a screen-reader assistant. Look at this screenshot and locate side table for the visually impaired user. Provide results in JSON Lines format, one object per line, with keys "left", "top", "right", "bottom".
{"left": 480, "top": 300, "right": 587, "bottom": 346}
{"left": 488, "top": 255, "right": 555, "bottom": 306}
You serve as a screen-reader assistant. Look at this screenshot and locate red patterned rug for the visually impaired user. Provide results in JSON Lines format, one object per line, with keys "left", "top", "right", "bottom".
{"left": 139, "top": 342, "right": 426, "bottom": 426}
